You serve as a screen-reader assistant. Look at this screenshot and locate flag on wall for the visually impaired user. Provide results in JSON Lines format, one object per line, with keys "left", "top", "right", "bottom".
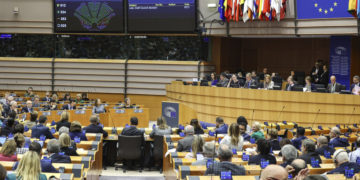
{"left": 348, "top": 0, "right": 360, "bottom": 18}
{"left": 297, "top": 0, "right": 353, "bottom": 19}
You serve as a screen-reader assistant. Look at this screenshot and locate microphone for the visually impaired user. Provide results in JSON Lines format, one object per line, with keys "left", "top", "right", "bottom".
{"left": 311, "top": 109, "right": 321, "bottom": 129}
{"left": 277, "top": 105, "right": 286, "bottom": 122}
{"left": 108, "top": 110, "right": 118, "bottom": 135}
{"left": 251, "top": 109, "right": 255, "bottom": 122}
{"left": 346, "top": 107, "right": 356, "bottom": 130}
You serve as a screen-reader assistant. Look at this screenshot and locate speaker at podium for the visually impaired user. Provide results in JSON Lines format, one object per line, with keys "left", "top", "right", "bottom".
{"left": 161, "top": 101, "right": 197, "bottom": 128}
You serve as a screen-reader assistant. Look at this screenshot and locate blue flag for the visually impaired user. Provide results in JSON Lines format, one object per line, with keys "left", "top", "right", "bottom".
{"left": 297, "top": 0, "right": 353, "bottom": 19}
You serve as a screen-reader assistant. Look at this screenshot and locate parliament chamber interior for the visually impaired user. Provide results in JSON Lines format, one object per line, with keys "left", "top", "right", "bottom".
{"left": 0, "top": 0, "right": 360, "bottom": 180}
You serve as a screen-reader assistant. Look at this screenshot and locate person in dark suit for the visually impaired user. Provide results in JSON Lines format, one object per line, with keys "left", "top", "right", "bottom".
{"left": 42, "top": 91, "right": 52, "bottom": 102}
{"left": 121, "top": 117, "right": 144, "bottom": 136}
{"left": 238, "top": 122, "right": 250, "bottom": 142}
{"left": 21, "top": 100, "right": 33, "bottom": 113}
{"left": 291, "top": 127, "right": 307, "bottom": 150}
{"left": 0, "top": 118, "right": 14, "bottom": 137}
{"left": 47, "top": 139, "right": 71, "bottom": 163}
{"left": 31, "top": 115, "right": 54, "bottom": 139}
{"left": 259, "top": 68, "right": 268, "bottom": 81}
{"left": 329, "top": 127, "right": 350, "bottom": 148}
{"left": 217, "top": 72, "right": 229, "bottom": 87}
{"left": 244, "top": 73, "right": 258, "bottom": 88}
{"left": 267, "top": 129, "right": 281, "bottom": 151}
{"left": 214, "top": 117, "right": 228, "bottom": 134}
{"left": 12, "top": 141, "right": 58, "bottom": 173}
{"left": 351, "top": 75, "right": 360, "bottom": 95}
{"left": 44, "top": 100, "right": 57, "bottom": 111}
{"left": 227, "top": 74, "right": 242, "bottom": 88}
{"left": 310, "top": 61, "right": 323, "bottom": 83}
{"left": 315, "top": 136, "right": 335, "bottom": 156}
{"left": 59, "top": 133, "right": 78, "bottom": 156}
{"left": 318, "top": 64, "right": 329, "bottom": 87}
{"left": 61, "top": 100, "right": 76, "bottom": 110}
{"left": 190, "top": 119, "right": 204, "bottom": 134}
{"left": 298, "top": 139, "right": 322, "bottom": 164}
{"left": 285, "top": 76, "right": 296, "bottom": 91}
{"left": 56, "top": 111, "right": 71, "bottom": 131}
{"left": 69, "top": 121, "right": 87, "bottom": 141}
{"left": 83, "top": 115, "right": 108, "bottom": 138}
{"left": 280, "top": 144, "right": 297, "bottom": 168}
{"left": 62, "top": 93, "right": 72, "bottom": 102}
{"left": 248, "top": 139, "right": 277, "bottom": 165}
{"left": 176, "top": 125, "right": 194, "bottom": 152}
{"left": 328, "top": 76, "right": 342, "bottom": 93}
{"left": 328, "top": 149, "right": 360, "bottom": 175}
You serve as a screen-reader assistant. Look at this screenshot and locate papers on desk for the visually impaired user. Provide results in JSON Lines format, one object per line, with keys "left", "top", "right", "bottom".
{"left": 165, "top": 148, "right": 176, "bottom": 158}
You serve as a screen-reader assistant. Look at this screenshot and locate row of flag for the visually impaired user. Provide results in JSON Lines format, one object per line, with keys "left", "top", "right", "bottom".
{"left": 348, "top": 0, "right": 360, "bottom": 18}
{"left": 218, "top": 0, "right": 287, "bottom": 22}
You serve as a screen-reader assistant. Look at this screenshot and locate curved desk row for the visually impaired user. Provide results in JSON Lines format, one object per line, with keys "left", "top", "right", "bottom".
{"left": 166, "top": 81, "right": 360, "bottom": 127}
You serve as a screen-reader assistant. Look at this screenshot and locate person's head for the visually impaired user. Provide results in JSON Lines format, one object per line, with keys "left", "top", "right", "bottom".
{"left": 202, "top": 142, "right": 216, "bottom": 158}
{"left": 252, "top": 121, "right": 261, "bottom": 132}
{"left": 263, "top": 68, "right": 268, "bottom": 74}
{"left": 30, "top": 111, "right": 38, "bottom": 122}
{"left": 95, "top": 98, "right": 101, "bottom": 107}
{"left": 237, "top": 116, "right": 248, "bottom": 126}
{"left": 15, "top": 151, "right": 41, "bottom": 180}
{"left": 14, "top": 124, "right": 25, "bottom": 134}
{"left": 14, "top": 133, "right": 25, "bottom": 148}
{"left": 316, "top": 136, "right": 328, "bottom": 148}
{"left": 0, "top": 164, "right": 6, "bottom": 180}
{"left": 218, "top": 144, "right": 233, "bottom": 162}
{"left": 296, "top": 127, "right": 305, "bottom": 137}
{"left": 60, "top": 111, "right": 69, "bottom": 122}
{"left": 70, "top": 121, "right": 82, "bottom": 133}
{"left": 220, "top": 72, "right": 226, "bottom": 80}
{"left": 280, "top": 138, "right": 292, "bottom": 148}
{"left": 265, "top": 74, "right": 271, "bottom": 83}
{"left": 238, "top": 122, "right": 247, "bottom": 135}
{"left": 27, "top": 87, "right": 33, "bottom": 94}
{"left": 333, "top": 149, "right": 349, "bottom": 167}
{"left": 353, "top": 75, "right": 359, "bottom": 84}
{"left": 0, "top": 140, "right": 16, "bottom": 156}
{"left": 50, "top": 99, "right": 56, "bottom": 106}
{"left": 81, "top": 93, "right": 88, "bottom": 99}
{"left": 228, "top": 123, "right": 241, "bottom": 146}
{"left": 64, "top": 93, "right": 71, "bottom": 100}
{"left": 267, "top": 128, "right": 278, "bottom": 140}
{"left": 125, "top": 98, "right": 131, "bottom": 105}
{"left": 287, "top": 76, "right": 294, "bottom": 84}
{"left": 246, "top": 73, "right": 252, "bottom": 81}
{"left": 210, "top": 72, "right": 216, "bottom": 80}
{"left": 10, "top": 101, "right": 17, "bottom": 109}
{"left": 251, "top": 70, "right": 257, "bottom": 77}
{"left": 256, "top": 139, "right": 271, "bottom": 155}
{"left": 330, "top": 127, "right": 340, "bottom": 138}
{"left": 301, "top": 139, "right": 316, "bottom": 153}
{"left": 59, "top": 133, "right": 71, "bottom": 148}
{"left": 6, "top": 118, "right": 15, "bottom": 128}
{"left": 76, "top": 94, "right": 82, "bottom": 100}
{"left": 51, "top": 93, "right": 58, "bottom": 101}
{"left": 290, "top": 71, "right": 295, "bottom": 76}
{"left": 238, "top": 72, "right": 243, "bottom": 77}
{"left": 289, "top": 159, "right": 307, "bottom": 178}
{"left": 231, "top": 74, "right": 237, "bottom": 81}
{"left": 191, "top": 136, "right": 205, "bottom": 157}
{"left": 330, "top": 75, "right": 336, "bottom": 84}
{"left": 305, "top": 76, "right": 311, "bottom": 85}
{"left": 130, "top": 117, "right": 138, "bottom": 126}
{"left": 157, "top": 117, "right": 168, "bottom": 130}
{"left": 33, "top": 97, "right": 39, "bottom": 104}
{"left": 45, "top": 91, "right": 50, "bottom": 97}
{"left": 47, "top": 139, "right": 60, "bottom": 154}
{"left": 38, "top": 115, "right": 47, "bottom": 124}
{"left": 260, "top": 165, "right": 288, "bottom": 180}
{"left": 70, "top": 100, "right": 76, "bottom": 107}
{"left": 323, "top": 64, "right": 328, "bottom": 71}
{"left": 184, "top": 125, "right": 194, "bottom": 136}
{"left": 215, "top": 117, "right": 224, "bottom": 127}
{"left": 281, "top": 144, "right": 297, "bottom": 162}
{"left": 59, "top": 126, "right": 69, "bottom": 135}
{"left": 89, "top": 115, "right": 99, "bottom": 125}
{"left": 29, "top": 141, "right": 42, "bottom": 155}
{"left": 315, "top": 62, "right": 319, "bottom": 68}
{"left": 190, "top": 119, "right": 201, "bottom": 130}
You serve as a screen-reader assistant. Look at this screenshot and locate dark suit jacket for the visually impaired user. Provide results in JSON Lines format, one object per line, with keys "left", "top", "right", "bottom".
{"left": 311, "top": 67, "right": 324, "bottom": 81}
{"left": 56, "top": 121, "right": 71, "bottom": 131}
{"left": 205, "top": 161, "right": 245, "bottom": 175}
{"left": 0, "top": 126, "right": 13, "bottom": 137}
{"left": 285, "top": 84, "right": 295, "bottom": 91}
{"left": 69, "top": 132, "right": 88, "bottom": 141}
{"left": 83, "top": 124, "right": 108, "bottom": 138}
{"left": 194, "top": 127, "right": 204, "bottom": 135}
{"left": 327, "top": 83, "right": 342, "bottom": 93}
{"left": 50, "top": 153, "right": 71, "bottom": 163}
{"left": 328, "top": 162, "right": 360, "bottom": 174}
{"left": 44, "top": 105, "right": 58, "bottom": 111}
{"left": 291, "top": 136, "right": 307, "bottom": 150}
{"left": 269, "top": 139, "right": 281, "bottom": 151}
{"left": 61, "top": 147, "right": 79, "bottom": 156}
{"left": 299, "top": 151, "right": 322, "bottom": 164}
{"left": 319, "top": 71, "right": 329, "bottom": 86}
{"left": 244, "top": 79, "right": 258, "bottom": 88}
{"left": 21, "top": 107, "right": 33, "bottom": 113}
{"left": 176, "top": 135, "right": 194, "bottom": 152}
{"left": 13, "top": 159, "right": 58, "bottom": 173}
{"left": 315, "top": 145, "right": 335, "bottom": 156}
{"left": 248, "top": 154, "right": 277, "bottom": 165}
{"left": 62, "top": 104, "right": 76, "bottom": 110}
{"left": 42, "top": 97, "right": 51, "bottom": 102}
{"left": 121, "top": 126, "right": 144, "bottom": 136}
{"left": 329, "top": 137, "right": 350, "bottom": 147}
{"left": 31, "top": 124, "right": 54, "bottom": 139}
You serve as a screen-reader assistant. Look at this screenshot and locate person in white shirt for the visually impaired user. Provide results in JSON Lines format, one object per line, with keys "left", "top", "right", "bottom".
{"left": 351, "top": 75, "right": 360, "bottom": 95}
{"left": 220, "top": 123, "right": 244, "bottom": 151}
{"left": 349, "top": 137, "right": 360, "bottom": 163}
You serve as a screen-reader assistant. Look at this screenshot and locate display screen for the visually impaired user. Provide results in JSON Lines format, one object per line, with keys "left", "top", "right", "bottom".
{"left": 127, "top": 0, "right": 196, "bottom": 33}
{"left": 54, "top": 0, "right": 124, "bottom": 33}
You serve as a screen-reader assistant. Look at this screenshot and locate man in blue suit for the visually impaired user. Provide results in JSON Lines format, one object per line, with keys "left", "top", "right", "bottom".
{"left": 21, "top": 100, "right": 33, "bottom": 113}
{"left": 214, "top": 117, "right": 228, "bottom": 134}
{"left": 291, "top": 127, "right": 307, "bottom": 150}
{"left": 47, "top": 139, "right": 71, "bottom": 163}
{"left": 239, "top": 122, "right": 250, "bottom": 141}
{"left": 351, "top": 75, "right": 360, "bottom": 95}
{"left": 31, "top": 115, "right": 54, "bottom": 139}
{"left": 329, "top": 127, "right": 349, "bottom": 148}
{"left": 83, "top": 115, "right": 108, "bottom": 138}
{"left": 13, "top": 141, "right": 58, "bottom": 172}
{"left": 62, "top": 100, "right": 76, "bottom": 110}
{"left": 328, "top": 149, "right": 360, "bottom": 175}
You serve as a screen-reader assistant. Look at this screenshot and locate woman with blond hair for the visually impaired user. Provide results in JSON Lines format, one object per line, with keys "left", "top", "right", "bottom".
{"left": 251, "top": 122, "right": 264, "bottom": 141}
{"left": 7, "top": 151, "right": 47, "bottom": 180}
{"left": 185, "top": 135, "right": 205, "bottom": 159}
{"left": 149, "top": 117, "right": 172, "bottom": 138}
{"left": 56, "top": 111, "right": 71, "bottom": 131}
{"left": 220, "top": 123, "right": 244, "bottom": 151}
{"left": 59, "top": 133, "right": 78, "bottom": 156}
{"left": 0, "top": 140, "right": 17, "bottom": 161}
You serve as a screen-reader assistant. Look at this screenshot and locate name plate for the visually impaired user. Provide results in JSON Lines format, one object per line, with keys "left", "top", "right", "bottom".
{"left": 42, "top": 111, "right": 51, "bottom": 116}
{"left": 115, "top": 109, "right": 125, "bottom": 114}
{"left": 75, "top": 110, "right": 85, "bottom": 114}
{"left": 134, "top": 109, "right": 143, "bottom": 113}
{"left": 57, "top": 111, "right": 63, "bottom": 115}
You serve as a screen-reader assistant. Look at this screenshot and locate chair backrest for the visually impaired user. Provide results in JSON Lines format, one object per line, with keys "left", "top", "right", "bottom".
{"left": 153, "top": 135, "right": 164, "bottom": 160}
{"left": 314, "top": 84, "right": 325, "bottom": 89}
{"left": 117, "top": 135, "right": 143, "bottom": 160}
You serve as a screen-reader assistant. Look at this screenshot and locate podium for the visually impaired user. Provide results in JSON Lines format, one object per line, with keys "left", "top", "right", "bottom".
{"left": 161, "top": 101, "right": 197, "bottom": 127}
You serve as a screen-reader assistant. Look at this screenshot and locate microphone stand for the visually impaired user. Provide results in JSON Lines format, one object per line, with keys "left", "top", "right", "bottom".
{"left": 311, "top": 109, "right": 321, "bottom": 129}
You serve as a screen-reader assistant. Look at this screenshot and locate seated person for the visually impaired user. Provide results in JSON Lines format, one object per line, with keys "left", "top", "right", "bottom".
{"left": 315, "top": 136, "right": 335, "bottom": 156}
{"left": 251, "top": 122, "right": 264, "bottom": 141}
{"left": 210, "top": 72, "right": 218, "bottom": 86}
{"left": 0, "top": 140, "right": 17, "bottom": 161}
{"left": 329, "top": 127, "right": 349, "bottom": 147}
{"left": 7, "top": 151, "right": 47, "bottom": 180}
{"left": 81, "top": 92, "right": 89, "bottom": 101}
{"left": 285, "top": 76, "right": 295, "bottom": 91}
{"left": 260, "top": 74, "right": 274, "bottom": 90}
{"left": 74, "top": 93, "right": 84, "bottom": 104}
{"left": 349, "top": 137, "right": 360, "bottom": 163}
{"left": 237, "top": 116, "right": 251, "bottom": 134}
{"left": 217, "top": 72, "right": 229, "bottom": 87}
{"left": 205, "top": 144, "right": 245, "bottom": 175}
{"left": 176, "top": 125, "right": 195, "bottom": 152}
{"left": 24, "top": 86, "right": 35, "bottom": 97}
{"left": 61, "top": 100, "right": 76, "bottom": 110}
{"left": 227, "top": 74, "right": 242, "bottom": 88}
{"left": 185, "top": 136, "right": 204, "bottom": 159}
{"left": 42, "top": 91, "right": 51, "bottom": 102}
{"left": 291, "top": 127, "right": 307, "bottom": 150}
{"left": 267, "top": 128, "right": 281, "bottom": 151}
{"left": 260, "top": 165, "right": 288, "bottom": 180}
{"left": 21, "top": 100, "right": 34, "bottom": 113}
{"left": 14, "top": 133, "right": 29, "bottom": 155}
{"left": 56, "top": 111, "right": 71, "bottom": 131}
{"left": 190, "top": 119, "right": 204, "bottom": 134}
{"left": 327, "top": 149, "right": 360, "bottom": 174}
{"left": 0, "top": 118, "right": 15, "bottom": 137}
{"left": 304, "top": 76, "right": 316, "bottom": 92}
{"left": 328, "top": 75, "right": 342, "bottom": 93}
{"left": 83, "top": 115, "right": 108, "bottom": 138}
{"left": 280, "top": 144, "right": 297, "bottom": 167}
{"left": 32, "top": 97, "right": 41, "bottom": 107}
{"left": 13, "top": 141, "right": 58, "bottom": 173}
{"left": 287, "top": 159, "right": 308, "bottom": 179}
{"left": 220, "top": 123, "right": 244, "bottom": 151}
{"left": 43, "top": 99, "right": 58, "bottom": 111}
{"left": 299, "top": 139, "right": 322, "bottom": 164}
{"left": 69, "top": 121, "right": 87, "bottom": 141}
{"left": 214, "top": 117, "right": 228, "bottom": 134}
{"left": 92, "top": 98, "right": 106, "bottom": 114}
{"left": 192, "top": 142, "right": 216, "bottom": 166}
{"left": 31, "top": 115, "right": 54, "bottom": 139}
{"left": 25, "top": 111, "right": 38, "bottom": 129}
{"left": 13, "top": 124, "right": 31, "bottom": 145}
{"left": 149, "top": 117, "right": 172, "bottom": 138}
{"left": 47, "top": 139, "right": 71, "bottom": 163}
{"left": 59, "top": 133, "right": 78, "bottom": 156}
{"left": 124, "top": 98, "right": 134, "bottom": 108}
{"left": 62, "top": 93, "right": 72, "bottom": 101}
{"left": 248, "top": 139, "right": 277, "bottom": 165}
{"left": 121, "top": 117, "right": 145, "bottom": 136}
{"left": 244, "top": 73, "right": 258, "bottom": 88}
{"left": 239, "top": 122, "right": 250, "bottom": 142}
